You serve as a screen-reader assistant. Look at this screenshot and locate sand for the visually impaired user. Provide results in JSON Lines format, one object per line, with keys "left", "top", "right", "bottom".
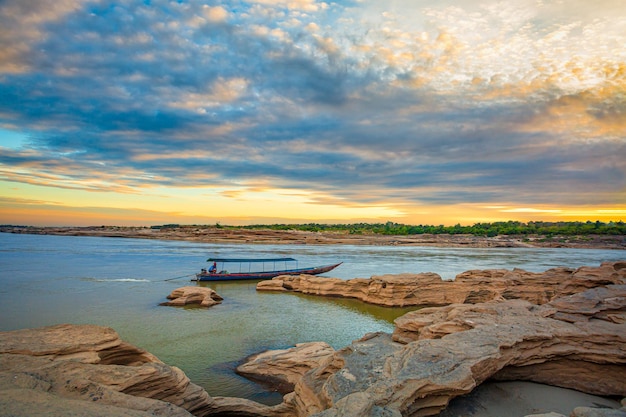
{"left": 441, "top": 381, "right": 623, "bottom": 417}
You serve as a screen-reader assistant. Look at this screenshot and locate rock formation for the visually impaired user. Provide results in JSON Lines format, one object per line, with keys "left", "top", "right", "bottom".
{"left": 0, "top": 324, "right": 292, "bottom": 417}
{"left": 257, "top": 261, "right": 626, "bottom": 307}
{"left": 161, "top": 286, "right": 224, "bottom": 307}
{"left": 236, "top": 342, "right": 335, "bottom": 395}
{"left": 283, "top": 283, "right": 626, "bottom": 416}
{"left": 240, "top": 262, "right": 626, "bottom": 416}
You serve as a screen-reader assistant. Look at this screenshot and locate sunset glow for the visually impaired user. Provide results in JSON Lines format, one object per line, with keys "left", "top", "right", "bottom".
{"left": 1, "top": 0, "right": 624, "bottom": 226}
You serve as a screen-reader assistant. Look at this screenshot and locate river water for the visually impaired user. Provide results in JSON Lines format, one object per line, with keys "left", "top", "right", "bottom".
{"left": 0, "top": 232, "right": 624, "bottom": 404}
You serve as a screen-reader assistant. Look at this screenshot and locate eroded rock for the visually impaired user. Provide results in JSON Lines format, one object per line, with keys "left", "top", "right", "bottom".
{"left": 236, "top": 342, "right": 335, "bottom": 394}
{"left": 258, "top": 262, "right": 626, "bottom": 308}
{"left": 0, "top": 324, "right": 291, "bottom": 417}
{"left": 161, "top": 286, "right": 224, "bottom": 307}
{"left": 287, "top": 284, "right": 626, "bottom": 417}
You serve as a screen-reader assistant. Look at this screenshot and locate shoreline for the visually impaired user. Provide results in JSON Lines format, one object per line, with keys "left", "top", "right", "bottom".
{"left": 2, "top": 225, "right": 625, "bottom": 250}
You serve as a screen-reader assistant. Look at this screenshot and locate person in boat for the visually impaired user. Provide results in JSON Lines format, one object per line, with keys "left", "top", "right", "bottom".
{"left": 208, "top": 262, "right": 217, "bottom": 274}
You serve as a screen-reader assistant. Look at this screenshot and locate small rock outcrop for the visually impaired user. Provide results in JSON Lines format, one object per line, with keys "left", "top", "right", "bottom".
{"left": 161, "top": 286, "right": 224, "bottom": 307}
{"left": 257, "top": 261, "right": 626, "bottom": 307}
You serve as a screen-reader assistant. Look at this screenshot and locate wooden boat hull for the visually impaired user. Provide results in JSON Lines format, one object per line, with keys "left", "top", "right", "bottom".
{"left": 194, "top": 262, "right": 342, "bottom": 282}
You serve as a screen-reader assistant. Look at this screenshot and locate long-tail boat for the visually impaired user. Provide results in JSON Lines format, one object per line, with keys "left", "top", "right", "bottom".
{"left": 193, "top": 257, "right": 342, "bottom": 281}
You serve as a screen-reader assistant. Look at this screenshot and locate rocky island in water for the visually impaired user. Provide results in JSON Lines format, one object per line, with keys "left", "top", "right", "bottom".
{"left": 1, "top": 260, "right": 626, "bottom": 417}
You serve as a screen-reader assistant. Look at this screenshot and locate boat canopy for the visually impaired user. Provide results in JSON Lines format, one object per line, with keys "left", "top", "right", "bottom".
{"left": 206, "top": 257, "right": 297, "bottom": 263}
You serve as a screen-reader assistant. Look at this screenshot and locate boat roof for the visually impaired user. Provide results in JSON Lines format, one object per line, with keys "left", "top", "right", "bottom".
{"left": 207, "top": 257, "right": 297, "bottom": 263}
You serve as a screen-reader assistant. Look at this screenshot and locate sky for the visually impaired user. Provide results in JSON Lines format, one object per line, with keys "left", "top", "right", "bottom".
{"left": 0, "top": 0, "right": 625, "bottom": 227}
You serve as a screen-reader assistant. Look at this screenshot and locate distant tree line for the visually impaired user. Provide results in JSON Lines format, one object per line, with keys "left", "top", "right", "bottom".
{"left": 235, "top": 220, "right": 626, "bottom": 237}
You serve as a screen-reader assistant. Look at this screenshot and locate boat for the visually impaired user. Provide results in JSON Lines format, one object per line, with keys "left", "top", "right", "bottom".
{"left": 193, "top": 257, "right": 342, "bottom": 281}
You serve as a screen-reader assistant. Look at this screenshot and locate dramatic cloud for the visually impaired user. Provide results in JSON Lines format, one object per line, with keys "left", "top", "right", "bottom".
{"left": 0, "top": 0, "right": 624, "bottom": 225}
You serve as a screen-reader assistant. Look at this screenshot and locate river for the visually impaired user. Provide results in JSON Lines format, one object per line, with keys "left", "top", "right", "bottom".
{"left": 0, "top": 232, "right": 623, "bottom": 404}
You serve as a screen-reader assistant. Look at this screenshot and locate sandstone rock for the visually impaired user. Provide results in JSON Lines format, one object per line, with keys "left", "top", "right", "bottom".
{"left": 257, "top": 273, "right": 451, "bottom": 307}
{"left": 258, "top": 262, "right": 626, "bottom": 308}
{"left": 292, "top": 332, "right": 405, "bottom": 416}
{"left": 205, "top": 396, "right": 295, "bottom": 416}
{"left": 571, "top": 407, "right": 626, "bottom": 417}
{"left": 286, "top": 284, "right": 626, "bottom": 417}
{"left": 0, "top": 324, "right": 203, "bottom": 416}
{"left": 0, "top": 324, "right": 291, "bottom": 417}
{"left": 161, "top": 286, "right": 224, "bottom": 307}
{"left": 236, "top": 342, "right": 335, "bottom": 394}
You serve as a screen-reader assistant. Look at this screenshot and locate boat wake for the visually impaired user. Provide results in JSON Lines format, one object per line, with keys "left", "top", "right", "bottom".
{"left": 81, "top": 277, "right": 150, "bottom": 283}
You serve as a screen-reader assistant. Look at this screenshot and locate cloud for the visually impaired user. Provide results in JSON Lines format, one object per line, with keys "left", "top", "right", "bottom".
{"left": 0, "top": 0, "right": 624, "bottom": 224}
{"left": 0, "top": 0, "right": 84, "bottom": 73}
{"left": 202, "top": 5, "right": 229, "bottom": 23}
{"left": 249, "top": 0, "right": 327, "bottom": 12}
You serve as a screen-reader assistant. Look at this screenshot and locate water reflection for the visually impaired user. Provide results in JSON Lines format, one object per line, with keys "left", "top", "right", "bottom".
{"left": 199, "top": 279, "right": 418, "bottom": 324}
{"left": 288, "top": 292, "right": 418, "bottom": 324}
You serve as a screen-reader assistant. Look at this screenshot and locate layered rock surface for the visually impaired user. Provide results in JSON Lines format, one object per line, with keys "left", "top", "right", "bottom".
{"left": 257, "top": 261, "right": 626, "bottom": 307}
{"left": 243, "top": 262, "right": 626, "bottom": 416}
{"left": 0, "top": 324, "right": 291, "bottom": 417}
{"left": 236, "top": 342, "right": 335, "bottom": 394}
{"left": 161, "top": 286, "right": 224, "bottom": 307}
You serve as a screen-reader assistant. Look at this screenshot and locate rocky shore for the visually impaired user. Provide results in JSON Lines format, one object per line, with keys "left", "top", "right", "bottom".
{"left": 0, "top": 324, "right": 290, "bottom": 417}
{"left": 256, "top": 261, "right": 626, "bottom": 307}
{"left": 2, "top": 225, "right": 625, "bottom": 249}
{"left": 2, "top": 262, "right": 626, "bottom": 417}
{"left": 247, "top": 261, "right": 626, "bottom": 416}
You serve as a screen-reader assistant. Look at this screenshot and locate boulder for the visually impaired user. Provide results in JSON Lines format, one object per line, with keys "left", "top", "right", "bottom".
{"left": 161, "top": 286, "right": 224, "bottom": 307}
{"left": 257, "top": 262, "right": 626, "bottom": 308}
{"left": 0, "top": 324, "right": 292, "bottom": 417}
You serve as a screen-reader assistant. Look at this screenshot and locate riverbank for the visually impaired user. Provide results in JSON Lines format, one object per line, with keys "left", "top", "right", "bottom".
{"left": 2, "top": 225, "right": 625, "bottom": 249}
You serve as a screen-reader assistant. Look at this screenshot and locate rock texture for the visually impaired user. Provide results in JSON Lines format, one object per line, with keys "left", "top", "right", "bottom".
{"left": 0, "top": 324, "right": 291, "bottom": 417}
{"left": 257, "top": 261, "right": 626, "bottom": 307}
{"left": 161, "top": 286, "right": 224, "bottom": 307}
{"left": 286, "top": 283, "right": 626, "bottom": 416}
{"left": 243, "top": 262, "right": 626, "bottom": 416}
{"left": 236, "top": 342, "right": 335, "bottom": 394}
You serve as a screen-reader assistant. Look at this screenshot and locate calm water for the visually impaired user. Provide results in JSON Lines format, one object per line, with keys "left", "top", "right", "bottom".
{"left": 0, "top": 232, "right": 624, "bottom": 404}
